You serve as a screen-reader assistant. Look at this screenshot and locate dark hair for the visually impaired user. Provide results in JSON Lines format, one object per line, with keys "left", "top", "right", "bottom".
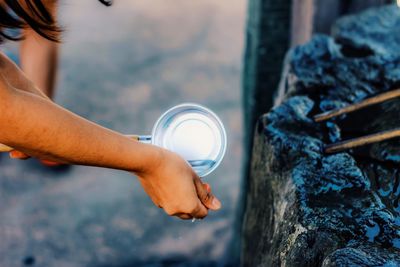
{"left": 0, "top": 0, "right": 112, "bottom": 44}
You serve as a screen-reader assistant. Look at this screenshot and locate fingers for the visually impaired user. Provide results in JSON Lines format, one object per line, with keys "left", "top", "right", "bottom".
{"left": 176, "top": 213, "right": 194, "bottom": 220}
{"left": 194, "top": 177, "right": 222, "bottom": 211}
{"left": 40, "top": 159, "right": 64, "bottom": 167}
{"left": 203, "top": 183, "right": 211, "bottom": 193}
{"left": 9, "top": 150, "right": 30, "bottom": 160}
{"left": 0, "top": 143, "right": 14, "bottom": 152}
{"left": 8, "top": 151, "right": 65, "bottom": 166}
{"left": 165, "top": 200, "right": 208, "bottom": 220}
{"left": 191, "top": 201, "right": 209, "bottom": 219}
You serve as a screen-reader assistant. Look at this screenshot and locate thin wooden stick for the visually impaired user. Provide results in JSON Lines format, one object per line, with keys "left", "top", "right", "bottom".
{"left": 314, "top": 89, "right": 400, "bottom": 122}
{"left": 325, "top": 128, "right": 400, "bottom": 154}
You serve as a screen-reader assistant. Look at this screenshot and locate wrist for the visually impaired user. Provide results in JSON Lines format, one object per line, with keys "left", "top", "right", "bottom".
{"left": 130, "top": 142, "right": 164, "bottom": 175}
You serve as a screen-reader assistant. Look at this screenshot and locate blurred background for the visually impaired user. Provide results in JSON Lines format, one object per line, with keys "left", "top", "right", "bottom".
{"left": 0, "top": 1, "right": 245, "bottom": 266}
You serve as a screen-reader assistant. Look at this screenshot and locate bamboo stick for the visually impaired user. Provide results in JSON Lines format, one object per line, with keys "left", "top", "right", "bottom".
{"left": 325, "top": 128, "right": 400, "bottom": 154}
{"left": 314, "top": 89, "right": 400, "bottom": 122}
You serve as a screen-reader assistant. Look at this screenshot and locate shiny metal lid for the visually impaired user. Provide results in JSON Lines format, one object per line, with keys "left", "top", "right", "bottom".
{"left": 151, "top": 103, "right": 227, "bottom": 177}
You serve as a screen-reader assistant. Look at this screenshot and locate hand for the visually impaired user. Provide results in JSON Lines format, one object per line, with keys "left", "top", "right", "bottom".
{"left": 9, "top": 150, "right": 64, "bottom": 166}
{"left": 136, "top": 148, "right": 222, "bottom": 220}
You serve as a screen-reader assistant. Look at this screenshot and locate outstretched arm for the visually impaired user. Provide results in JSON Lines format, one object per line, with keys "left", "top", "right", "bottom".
{"left": 0, "top": 53, "right": 221, "bottom": 220}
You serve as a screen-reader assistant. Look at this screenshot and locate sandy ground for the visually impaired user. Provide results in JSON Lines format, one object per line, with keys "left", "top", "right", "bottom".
{"left": 0, "top": 1, "right": 245, "bottom": 266}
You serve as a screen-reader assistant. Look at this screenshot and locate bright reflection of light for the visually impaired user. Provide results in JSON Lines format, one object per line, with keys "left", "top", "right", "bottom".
{"left": 171, "top": 120, "right": 216, "bottom": 160}
{"left": 398, "top": 0, "right": 400, "bottom": 8}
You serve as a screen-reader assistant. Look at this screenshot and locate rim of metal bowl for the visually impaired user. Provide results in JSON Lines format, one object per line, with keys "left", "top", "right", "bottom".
{"left": 151, "top": 103, "right": 227, "bottom": 177}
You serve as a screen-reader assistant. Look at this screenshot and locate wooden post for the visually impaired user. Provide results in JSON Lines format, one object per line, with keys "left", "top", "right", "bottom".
{"left": 243, "top": 0, "right": 292, "bottom": 157}
{"left": 291, "top": 0, "right": 314, "bottom": 46}
{"left": 240, "top": 0, "right": 292, "bottom": 265}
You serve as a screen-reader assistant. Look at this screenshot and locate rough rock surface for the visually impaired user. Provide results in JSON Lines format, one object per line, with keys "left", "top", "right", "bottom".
{"left": 242, "top": 5, "right": 400, "bottom": 267}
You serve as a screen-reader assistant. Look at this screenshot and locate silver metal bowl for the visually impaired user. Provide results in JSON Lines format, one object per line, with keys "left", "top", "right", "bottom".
{"left": 148, "top": 103, "right": 227, "bottom": 177}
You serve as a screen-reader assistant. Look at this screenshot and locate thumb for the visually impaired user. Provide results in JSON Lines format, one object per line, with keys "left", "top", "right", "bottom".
{"left": 9, "top": 150, "right": 30, "bottom": 160}
{"left": 194, "top": 177, "right": 221, "bottom": 211}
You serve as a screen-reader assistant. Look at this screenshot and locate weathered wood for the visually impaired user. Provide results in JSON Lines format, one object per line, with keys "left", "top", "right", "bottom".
{"left": 240, "top": 2, "right": 293, "bottom": 264}
{"left": 243, "top": 0, "right": 292, "bottom": 150}
{"left": 241, "top": 1, "right": 293, "bottom": 238}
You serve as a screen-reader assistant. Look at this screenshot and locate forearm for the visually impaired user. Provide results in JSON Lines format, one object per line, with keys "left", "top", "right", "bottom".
{"left": 0, "top": 86, "right": 158, "bottom": 173}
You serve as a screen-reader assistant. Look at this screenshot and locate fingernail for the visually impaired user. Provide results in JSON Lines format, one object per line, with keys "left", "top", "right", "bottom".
{"left": 205, "top": 183, "right": 211, "bottom": 193}
{"left": 212, "top": 198, "right": 221, "bottom": 210}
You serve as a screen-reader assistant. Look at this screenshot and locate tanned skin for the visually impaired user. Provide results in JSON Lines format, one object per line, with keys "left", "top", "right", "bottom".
{"left": 0, "top": 1, "right": 222, "bottom": 220}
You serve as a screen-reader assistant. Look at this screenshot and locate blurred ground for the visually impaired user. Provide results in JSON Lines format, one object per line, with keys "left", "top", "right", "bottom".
{"left": 0, "top": 1, "right": 245, "bottom": 266}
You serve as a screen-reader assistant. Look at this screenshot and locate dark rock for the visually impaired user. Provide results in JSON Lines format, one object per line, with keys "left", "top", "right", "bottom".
{"left": 242, "top": 5, "right": 400, "bottom": 267}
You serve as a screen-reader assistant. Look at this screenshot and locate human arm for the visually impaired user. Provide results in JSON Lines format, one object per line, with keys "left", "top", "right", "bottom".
{"left": 0, "top": 55, "right": 221, "bottom": 219}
